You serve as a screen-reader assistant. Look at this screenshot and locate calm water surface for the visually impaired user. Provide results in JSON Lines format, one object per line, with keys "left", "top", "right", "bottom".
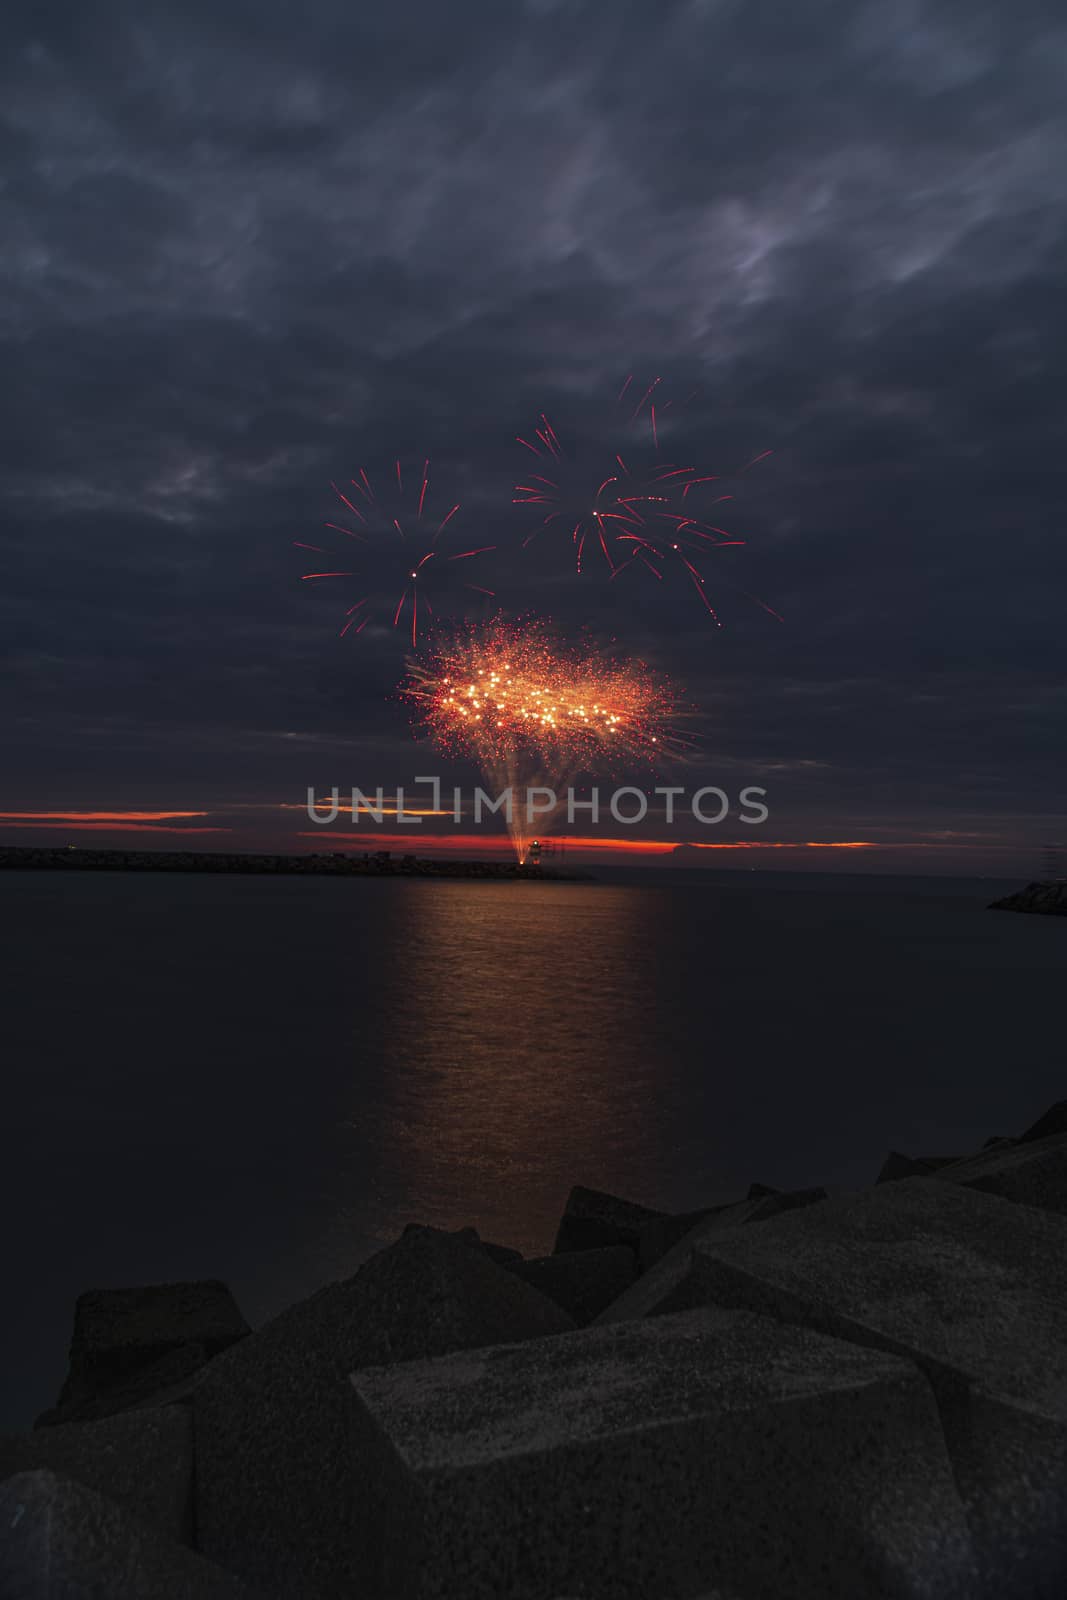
{"left": 2, "top": 867, "right": 1064, "bottom": 1427}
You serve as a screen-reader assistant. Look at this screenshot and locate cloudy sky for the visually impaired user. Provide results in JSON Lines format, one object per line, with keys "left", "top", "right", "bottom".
{"left": 3, "top": 0, "right": 1065, "bottom": 870}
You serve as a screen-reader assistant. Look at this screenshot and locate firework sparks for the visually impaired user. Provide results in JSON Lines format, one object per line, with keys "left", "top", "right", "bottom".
{"left": 513, "top": 380, "right": 683, "bottom": 575}
{"left": 513, "top": 380, "right": 779, "bottom": 623}
{"left": 608, "top": 445, "right": 781, "bottom": 622}
{"left": 297, "top": 458, "right": 494, "bottom": 647}
{"left": 400, "top": 614, "right": 689, "bottom": 859}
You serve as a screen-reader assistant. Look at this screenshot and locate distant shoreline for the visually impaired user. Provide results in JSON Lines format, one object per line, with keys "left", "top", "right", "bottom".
{"left": 0, "top": 844, "right": 593, "bottom": 883}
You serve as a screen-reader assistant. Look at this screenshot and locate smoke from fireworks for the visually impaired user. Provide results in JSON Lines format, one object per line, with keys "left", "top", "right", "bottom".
{"left": 297, "top": 458, "right": 495, "bottom": 647}
{"left": 400, "top": 614, "right": 689, "bottom": 860}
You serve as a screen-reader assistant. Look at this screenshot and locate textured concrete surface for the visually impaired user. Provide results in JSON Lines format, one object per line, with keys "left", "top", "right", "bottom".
{"left": 633, "top": 1207, "right": 731, "bottom": 1270}
{"left": 596, "top": 1187, "right": 828, "bottom": 1325}
{"left": 349, "top": 1306, "right": 976, "bottom": 1599}
{"left": 876, "top": 1151, "right": 959, "bottom": 1182}
{"left": 45, "top": 1280, "right": 250, "bottom": 1426}
{"left": 68, "top": 1281, "right": 249, "bottom": 1369}
{"left": 634, "top": 1187, "right": 827, "bottom": 1273}
{"left": 1, "top": 1406, "right": 193, "bottom": 1543}
{"left": 551, "top": 1184, "right": 667, "bottom": 1253}
{"left": 37, "top": 1341, "right": 213, "bottom": 1427}
{"left": 21, "top": 1106, "right": 1067, "bottom": 1599}
{"left": 649, "top": 1180, "right": 1067, "bottom": 1596}
{"left": 1019, "top": 1100, "right": 1067, "bottom": 1143}
{"left": 194, "top": 1225, "right": 574, "bottom": 1597}
{"left": 932, "top": 1128, "right": 1067, "bottom": 1214}
{"left": 505, "top": 1245, "right": 637, "bottom": 1325}
{"left": 400, "top": 1222, "right": 522, "bottom": 1266}
{"left": 0, "top": 1471, "right": 260, "bottom": 1598}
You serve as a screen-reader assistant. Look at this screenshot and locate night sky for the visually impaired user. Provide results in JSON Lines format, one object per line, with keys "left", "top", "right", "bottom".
{"left": 4, "top": 0, "right": 1065, "bottom": 872}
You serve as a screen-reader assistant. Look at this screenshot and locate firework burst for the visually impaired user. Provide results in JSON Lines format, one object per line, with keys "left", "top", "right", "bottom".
{"left": 610, "top": 444, "right": 781, "bottom": 624}
{"left": 512, "top": 377, "right": 685, "bottom": 575}
{"left": 297, "top": 458, "right": 495, "bottom": 648}
{"left": 400, "top": 613, "right": 690, "bottom": 859}
{"left": 514, "top": 379, "right": 780, "bottom": 623}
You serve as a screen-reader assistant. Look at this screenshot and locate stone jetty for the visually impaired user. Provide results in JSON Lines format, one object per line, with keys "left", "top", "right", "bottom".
{"left": 3, "top": 1101, "right": 1067, "bottom": 1598}
{"left": 988, "top": 880, "right": 1067, "bottom": 915}
{"left": 0, "top": 844, "right": 590, "bottom": 882}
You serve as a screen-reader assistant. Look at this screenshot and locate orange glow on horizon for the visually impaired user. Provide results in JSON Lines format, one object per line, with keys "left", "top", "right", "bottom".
{"left": 0, "top": 810, "right": 211, "bottom": 822}
{"left": 294, "top": 830, "right": 877, "bottom": 855}
{"left": 0, "top": 819, "right": 230, "bottom": 834}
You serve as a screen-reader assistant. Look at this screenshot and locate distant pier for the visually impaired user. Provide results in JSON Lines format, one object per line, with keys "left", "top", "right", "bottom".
{"left": 0, "top": 844, "right": 592, "bottom": 882}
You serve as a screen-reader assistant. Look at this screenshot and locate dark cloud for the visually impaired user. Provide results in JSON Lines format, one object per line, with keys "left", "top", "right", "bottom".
{"left": 2, "top": 0, "right": 1065, "bottom": 868}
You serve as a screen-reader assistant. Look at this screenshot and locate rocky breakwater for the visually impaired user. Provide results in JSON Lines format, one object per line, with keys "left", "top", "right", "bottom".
{"left": 3, "top": 1098, "right": 1067, "bottom": 1598}
{"left": 0, "top": 844, "right": 591, "bottom": 882}
{"left": 989, "top": 880, "right": 1067, "bottom": 915}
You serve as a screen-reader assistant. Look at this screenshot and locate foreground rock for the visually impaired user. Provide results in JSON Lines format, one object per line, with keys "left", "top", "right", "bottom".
{"left": 988, "top": 880, "right": 1067, "bottom": 914}
{"left": 194, "top": 1226, "right": 574, "bottom": 1597}
{"left": 0, "top": 1471, "right": 258, "bottom": 1598}
{"left": 615, "top": 1179, "right": 1067, "bottom": 1595}
{"left": 19, "top": 1100, "right": 1067, "bottom": 1597}
{"left": 348, "top": 1306, "right": 976, "bottom": 1599}
{"left": 596, "top": 1186, "right": 829, "bottom": 1325}
{"left": 401, "top": 1221, "right": 523, "bottom": 1266}
{"left": 932, "top": 1128, "right": 1067, "bottom": 1214}
{"left": 42, "top": 1280, "right": 250, "bottom": 1426}
{"left": 551, "top": 1184, "right": 669, "bottom": 1253}
{"left": 551, "top": 1183, "right": 764, "bottom": 1269}
{"left": 875, "top": 1150, "right": 960, "bottom": 1182}
{"left": 1019, "top": 1100, "right": 1067, "bottom": 1142}
{"left": 504, "top": 1245, "right": 637, "bottom": 1325}
{"left": 36, "top": 1341, "right": 215, "bottom": 1427}
{"left": 0, "top": 1406, "right": 193, "bottom": 1543}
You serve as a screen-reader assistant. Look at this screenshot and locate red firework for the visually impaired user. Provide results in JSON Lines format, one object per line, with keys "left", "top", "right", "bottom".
{"left": 514, "top": 377, "right": 780, "bottom": 623}
{"left": 513, "top": 377, "right": 685, "bottom": 575}
{"left": 297, "top": 458, "right": 495, "bottom": 648}
{"left": 610, "top": 445, "right": 782, "bottom": 625}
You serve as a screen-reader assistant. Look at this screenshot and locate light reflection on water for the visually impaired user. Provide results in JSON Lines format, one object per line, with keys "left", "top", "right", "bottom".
{"left": 2, "top": 867, "right": 1064, "bottom": 1428}
{"left": 351, "top": 883, "right": 675, "bottom": 1254}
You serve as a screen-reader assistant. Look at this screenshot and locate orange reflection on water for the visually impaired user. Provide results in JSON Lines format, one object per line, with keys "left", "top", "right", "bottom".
{"left": 358, "top": 881, "right": 675, "bottom": 1256}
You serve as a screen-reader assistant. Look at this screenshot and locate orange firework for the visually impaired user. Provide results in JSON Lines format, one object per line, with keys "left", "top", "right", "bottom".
{"left": 400, "top": 615, "right": 690, "bottom": 859}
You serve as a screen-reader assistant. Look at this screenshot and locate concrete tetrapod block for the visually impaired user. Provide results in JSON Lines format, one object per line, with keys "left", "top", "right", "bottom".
{"left": 46, "top": 1280, "right": 250, "bottom": 1424}
{"left": 194, "top": 1226, "right": 574, "bottom": 1598}
{"left": 931, "top": 1128, "right": 1067, "bottom": 1214}
{"left": 635, "top": 1187, "right": 825, "bottom": 1272}
{"left": 628, "top": 1180, "right": 1067, "bottom": 1597}
{"left": 1018, "top": 1100, "right": 1067, "bottom": 1144}
{"left": 400, "top": 1223, "right": 523, "bottom": 1266}
{"left": 347, "top": 1306, "right": 976, "bottom": 1600}
{"left": 37, "top": 1341, "right": 213, "bottom": 1427}
{"left": 0, "top": 1470, "right": 260, "bottom": 1598}
{"left": 595, "top": 1188, "right": 828, "bottom": 1325}
{"left": 1, "top": 1406, "right": 193, "bottom": 1543}
{"left": 633, "top": 1209, "right": 731, "bottom": 1271}
{"left": 875, "top": 1151, "right": 960, "bottom": 1183}
{"left": 552, "top": 1593, "right": 742, "bottom": 1600}
{"left": 66, "top": 1280, "right": 249, "bottom": 1373}
{"left": 551, "top": 1185, "right": 668, "bottom": 1253}
{"left": 505, "top": 1245, "right": 637, "bottom": 1325}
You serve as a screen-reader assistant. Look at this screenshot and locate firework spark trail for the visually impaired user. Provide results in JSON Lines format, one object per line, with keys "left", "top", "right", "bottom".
{"left": 400, "top": 614, "right": 690, "bottom": 860}
{"left": 513, "top": 384, "right": 679, "bottom": 575}
{"left": 606, "top": 446, "right": 783, "bottom": 624}
{"left": 297, "top": 459, "right": 494, "bottom": 647}
{"left": 513, "top": 380, "right": 780, "bottom": 623}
